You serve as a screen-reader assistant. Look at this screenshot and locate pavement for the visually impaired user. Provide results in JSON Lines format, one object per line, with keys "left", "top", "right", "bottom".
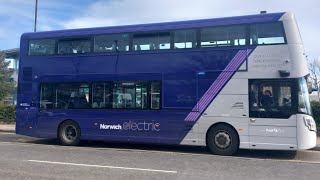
{"left": 0, "top": 124, "right": 15, "bottom": 133}
{"left": 315, "top": 138, "right": 320, "bottom": 151}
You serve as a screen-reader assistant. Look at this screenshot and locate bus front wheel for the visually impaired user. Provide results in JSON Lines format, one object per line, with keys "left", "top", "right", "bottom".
{"left": 58, "top": 120, "right": 81, "bottom": 146}
{"left": 206, "top": 124, "right": 239, "bottom": 156}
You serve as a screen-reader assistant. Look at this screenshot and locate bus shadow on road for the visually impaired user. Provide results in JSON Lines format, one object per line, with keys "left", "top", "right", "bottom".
{"left": 26, "top": 138, "right": 298, "bottom": 160}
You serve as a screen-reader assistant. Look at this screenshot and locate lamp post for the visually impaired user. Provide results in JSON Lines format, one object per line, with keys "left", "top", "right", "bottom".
{"left": 34, "top": 0, "right": 38, "bottom": 32}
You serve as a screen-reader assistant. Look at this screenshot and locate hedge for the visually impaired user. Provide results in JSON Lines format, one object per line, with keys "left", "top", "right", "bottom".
{"left": 0, "top": 104, "right": 15, "bottom": 121}
{"left": 311, "top": 101, "right": 320, "bottom": 127}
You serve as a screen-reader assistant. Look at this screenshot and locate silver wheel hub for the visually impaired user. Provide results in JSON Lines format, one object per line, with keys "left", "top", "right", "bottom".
{"left": 214, "top": 131, "right": 231, "bottom": 149}
{"left": 63, "top": 125, "right": 77, "bottom": 142}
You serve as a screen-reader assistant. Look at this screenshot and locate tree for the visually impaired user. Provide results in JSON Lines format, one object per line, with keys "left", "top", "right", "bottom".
{"left": 308, "top": 58, "right": 320, "bottom": 89}
{"left": 0, "top": 51, "right": 15, "bottom": 102}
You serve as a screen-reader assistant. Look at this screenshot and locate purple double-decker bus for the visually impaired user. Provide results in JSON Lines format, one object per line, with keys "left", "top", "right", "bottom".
{"left": 16, "top": 12, "right": 316, "bottom": 155}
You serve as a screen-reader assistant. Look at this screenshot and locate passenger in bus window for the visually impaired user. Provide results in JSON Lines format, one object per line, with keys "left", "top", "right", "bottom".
{"left": 92, "top": 85, "right": 104, "bottom": 108}
{"left": 261, "top": 90, "right": 274, "bottom": 107}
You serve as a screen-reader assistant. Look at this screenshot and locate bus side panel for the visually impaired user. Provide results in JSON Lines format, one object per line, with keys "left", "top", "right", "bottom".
{"left": 36, "top": 110, "right": 193, "bottom": 144}
{"left": 16, "top": 94, "right": 34, "bottom": 136}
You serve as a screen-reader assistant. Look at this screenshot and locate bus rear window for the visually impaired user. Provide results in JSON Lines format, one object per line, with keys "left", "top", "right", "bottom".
{"left": 29, "top": 39, "right": 56, "bottom": 55}
{"left": 250, "top": 22, "right": 286, "bottom": 45}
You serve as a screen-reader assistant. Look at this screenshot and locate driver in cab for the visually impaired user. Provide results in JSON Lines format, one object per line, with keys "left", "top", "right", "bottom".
{"left": 261, "top": 90, "right": 274, "bottom": 107}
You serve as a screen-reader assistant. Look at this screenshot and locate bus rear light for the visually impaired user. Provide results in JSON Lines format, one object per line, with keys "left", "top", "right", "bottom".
{"left": 304, "top": 118, "right": 316, "bottom": 131}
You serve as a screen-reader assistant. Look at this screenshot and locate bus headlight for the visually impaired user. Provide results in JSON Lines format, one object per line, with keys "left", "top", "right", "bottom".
{"left": 304, "top": 117, "right": 316, "bottom": 131}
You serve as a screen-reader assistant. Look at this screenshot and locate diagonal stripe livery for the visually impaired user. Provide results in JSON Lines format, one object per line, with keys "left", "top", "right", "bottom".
{"left": 185, "top": 49, "right": 252, "bottom": 122}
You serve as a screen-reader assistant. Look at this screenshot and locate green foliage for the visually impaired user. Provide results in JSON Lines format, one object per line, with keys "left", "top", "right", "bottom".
{"left": 0, "top": 51, "right": 15, "bottom": 102}
{"left": 0, "top": 103, "right": 15, "bottom": 120}
{"left": 311, "top": 101, "right": 320, "bottom": 127}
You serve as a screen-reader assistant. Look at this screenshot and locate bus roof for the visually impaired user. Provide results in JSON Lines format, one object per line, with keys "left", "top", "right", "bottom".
{"left": 21, "top": 12, "right": 285, "bottom": 39}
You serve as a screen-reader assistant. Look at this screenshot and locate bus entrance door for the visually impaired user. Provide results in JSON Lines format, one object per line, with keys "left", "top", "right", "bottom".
{"left": 248, "top": 116, "right": 297, "bottom": 150}
{"left": 16, "top": 82, "right": 38, "bottom": 136}
{"left": 248, "top": 79, "right": 297, "bottom": 150}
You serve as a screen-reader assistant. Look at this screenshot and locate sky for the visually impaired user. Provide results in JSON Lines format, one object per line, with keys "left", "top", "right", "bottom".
{"left": 0, "top": 0, "right": 319, "bottom": 60}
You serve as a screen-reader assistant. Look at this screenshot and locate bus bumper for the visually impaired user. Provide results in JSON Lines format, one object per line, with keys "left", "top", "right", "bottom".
{"left": 297, "top": 114, "right": 317, "bottom": 150}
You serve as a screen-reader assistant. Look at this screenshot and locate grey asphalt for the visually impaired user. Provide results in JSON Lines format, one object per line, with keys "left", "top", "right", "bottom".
{"left": 0, "top": 133, "right": 320, "bottom": 180}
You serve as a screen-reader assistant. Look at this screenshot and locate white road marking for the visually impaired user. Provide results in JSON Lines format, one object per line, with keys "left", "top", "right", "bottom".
{"left": 26, "top": 160, "right": 177, "bottom": 174}
{"left": 279, "top": 159, "right": 320, "bottom": 164}
{"left": 1, "top": 141, "right": 320, "bottom": 165}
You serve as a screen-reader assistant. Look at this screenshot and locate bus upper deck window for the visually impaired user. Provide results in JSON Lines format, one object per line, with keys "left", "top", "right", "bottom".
{"left": 94, "top": 34, "right": 129, "bottom": 52}
{"left": 58, "top": 38, "right": 91, "bottom": 54}
{"left": 174, "top": 29, "right": 197, "bottom": 49}
{"left": 250, "top": 22, "right": 286, "bottom": 45}
{"left": 132, "top": 32, "right": 170, "bottom": 51}
{"left": 29, "top": 39, "right": 56, "bottom": 55}
{"left": 201, "top": 25, "right": 246, "bottom": 48}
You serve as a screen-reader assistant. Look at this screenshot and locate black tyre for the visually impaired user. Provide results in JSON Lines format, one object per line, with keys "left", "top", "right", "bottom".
{"left": 207, "top": 124, "right": 239, "bottom": 156}
{"left": 58, "top": 120, "right": 81, "bottom": 146}
{"left": 287, "top": 151, "right": 297, "bottom": 158}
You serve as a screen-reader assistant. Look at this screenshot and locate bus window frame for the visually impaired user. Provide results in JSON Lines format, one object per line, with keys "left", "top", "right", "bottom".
{"left": 57, "top": 37, "right": 93, "bottom": 55}
{"left": 27, "top": 22, "right": 288, "bottom": 56}
{"left": 249, "top": 78, "right": 298, "bottom": 119}
{"left": 38, "top": 80, "right": 162, "bottom": 111}
{"left": 249, "top": 21, "right": 287, "bottom": 46}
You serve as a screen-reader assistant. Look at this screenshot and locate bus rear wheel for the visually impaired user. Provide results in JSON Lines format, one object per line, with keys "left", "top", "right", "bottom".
{"left": 207, "top": 124, "right": 239, "bottom": 156}
{"left": 58, "top": 120, "right": 81, "bottom": 146}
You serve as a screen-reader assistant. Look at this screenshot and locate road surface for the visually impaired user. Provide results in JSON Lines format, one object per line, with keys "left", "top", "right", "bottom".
{"left": 0, "top": 132, "right": 319, "bottom": 180}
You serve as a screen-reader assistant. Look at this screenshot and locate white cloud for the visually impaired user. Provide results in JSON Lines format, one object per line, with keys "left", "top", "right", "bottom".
{"left": 0, "top": 0, "right": 35, "bottom": 20}
{"left": 63, "top": 0, "right": 311, "bottom": 29}
{"left": 1, "top": 0, "right": 319, "bottom": 60}
{"left": 63, "top": 0, "right": 251, "bottom": 29}
{"left": 64, "top": 18, "right": 117, "bottom": 29}
{"left": 0, "top": 0, "right": 78, "bottom": 50}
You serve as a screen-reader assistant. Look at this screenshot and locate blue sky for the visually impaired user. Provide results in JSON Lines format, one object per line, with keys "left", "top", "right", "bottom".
{"left": 0, "top": 0, "right": 319, "bottom": 60}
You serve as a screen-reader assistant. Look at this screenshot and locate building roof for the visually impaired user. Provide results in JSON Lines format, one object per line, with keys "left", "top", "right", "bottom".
{"left": 3, "top": 48, "right": 19, "bottom": 59}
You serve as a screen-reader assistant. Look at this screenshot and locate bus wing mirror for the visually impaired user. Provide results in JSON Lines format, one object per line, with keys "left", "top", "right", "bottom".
{"left": 279, "top": 70, "right": 290, "bottom": 77}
